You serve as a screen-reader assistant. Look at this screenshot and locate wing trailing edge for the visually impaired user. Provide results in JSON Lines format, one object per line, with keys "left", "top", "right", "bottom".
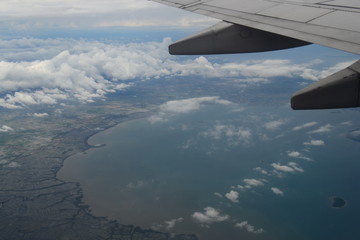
{"left": 169, "top": 21, "right": 310, "bottom": 55}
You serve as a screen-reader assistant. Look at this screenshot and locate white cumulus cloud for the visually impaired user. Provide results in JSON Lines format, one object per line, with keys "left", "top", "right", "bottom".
{"left": 271, "top": 187, "right": 284, "bottom": 196}
{"left": 148, "top": 96, "right": 231, "bottom": 123}
{"left": 192, "top": 207, "right": 229, "bottom": 225}
{"left": 287, "top": 151, "right": 311, "bottom": 161}
{"left": 272, "top": 162, "right": 304, "bottom": 173}
{"left": 225, "top": 190, "right": 239, "bottom": 203}
{"left": 160, "top": 97, "right": 231, "bottom": 114}
{"left": 239, "top": 178, "right": 265, "bottom": 189}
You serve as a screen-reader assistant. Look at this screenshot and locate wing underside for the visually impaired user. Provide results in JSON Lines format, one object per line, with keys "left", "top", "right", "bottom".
{"left": 151, "top": 0, "right": 360, "bottom": 109}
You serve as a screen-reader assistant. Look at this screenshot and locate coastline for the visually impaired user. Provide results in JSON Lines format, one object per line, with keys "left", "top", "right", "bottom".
{"left": 0, "top": 109, "right": 198, "bottom": 240}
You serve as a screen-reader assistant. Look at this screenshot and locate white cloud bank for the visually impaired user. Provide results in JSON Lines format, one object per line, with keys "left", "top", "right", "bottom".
{"left": 0, "top": 38, "right": 355, "bottom": 109}
{"left": 192, "top": 207, "right": 229, "bottom": 225}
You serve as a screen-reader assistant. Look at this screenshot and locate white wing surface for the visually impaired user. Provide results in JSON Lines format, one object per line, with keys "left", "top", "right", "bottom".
{"left": 151, "top": 0, "right": 360, "bottom": 109}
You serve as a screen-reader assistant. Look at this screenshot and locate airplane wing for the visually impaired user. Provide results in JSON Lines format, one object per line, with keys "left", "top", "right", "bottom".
{"left": 150, "top": 0, "right": 360, "bottom": 110}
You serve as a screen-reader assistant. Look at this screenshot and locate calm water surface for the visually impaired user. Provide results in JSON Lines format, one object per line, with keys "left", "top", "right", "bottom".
{"left": 58, "top": 105, "right": 360, "bottom": 240}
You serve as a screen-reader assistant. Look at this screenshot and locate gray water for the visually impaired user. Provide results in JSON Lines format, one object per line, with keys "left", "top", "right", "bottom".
{"left": 58, "top": 104, "right": 360, "bottom": 240}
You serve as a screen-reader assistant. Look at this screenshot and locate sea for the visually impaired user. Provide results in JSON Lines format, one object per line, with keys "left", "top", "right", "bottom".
{"left": 58, "top": 103, "right": 360, "bottom": 240}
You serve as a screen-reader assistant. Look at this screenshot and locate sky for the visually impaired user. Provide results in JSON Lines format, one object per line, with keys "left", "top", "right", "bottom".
{"left": 0, "top": 0, "right": 216, "bottom": 29}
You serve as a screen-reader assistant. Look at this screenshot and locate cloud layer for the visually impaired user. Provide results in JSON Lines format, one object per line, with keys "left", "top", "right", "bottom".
{"left": 0, "top": 38, "right": 354, "bottom": 109}
{"left": 0, "top": 0, "right": 216, "bottom": 29}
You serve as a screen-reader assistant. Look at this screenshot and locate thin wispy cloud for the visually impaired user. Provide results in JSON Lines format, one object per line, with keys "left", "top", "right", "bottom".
{"left": 153, "top": 217, "right": 184, "bottom": 231}
{"left": 287, "top": 151, "right": 311, "bottom": 161}
{"left": 214, "top": 192, "right": 223, "bottom": 198}
{"left": 303, "top": 140, "right": 325, "bottom": 146}
{"left": 0, "top": 0, "right": 216, "bottom": 29}
{"left": 254, "top": 167, "right": 269, "bottom": 175}
{"left": 5, "top": 162, "right": 21, "bottom": 168}
{"left": 347, "top": 129, "right": 360, "bottom": 142}
{"left": 264, "top": 120, "right": 286, "bottom": 131}
{"left": 201, "top": 124, "right": 252, "bottom": 146}
{"left": 235, "top": 221, "right": 264, "bottom": 234}
{"left": 292, "top": 121, "right": 317, "bottom": 131}
{"left": 126, "top": 180, "right": 146, "bottom": 190}
{"left": 307, "top": 124, "right": 332, "bottom": 134}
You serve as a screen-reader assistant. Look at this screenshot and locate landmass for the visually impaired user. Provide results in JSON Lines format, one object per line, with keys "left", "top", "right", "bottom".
{"left": 0, "top": 74, "right": 299, "bottom": 239}
{"left": 0, "top": 99, "right": 197, "bottom": 240}
{"left": 329, "top": 196, "right": 347, "bottom": 209}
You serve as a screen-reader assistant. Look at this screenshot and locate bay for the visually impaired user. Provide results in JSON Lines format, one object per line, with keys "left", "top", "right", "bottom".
{"left": 58, "top": 104, "right": 360, "bottom": 240}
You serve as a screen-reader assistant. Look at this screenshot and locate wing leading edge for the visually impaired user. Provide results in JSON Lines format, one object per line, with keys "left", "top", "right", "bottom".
{"left": 150, "top": 0, "right": 360, "bottom": 110}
